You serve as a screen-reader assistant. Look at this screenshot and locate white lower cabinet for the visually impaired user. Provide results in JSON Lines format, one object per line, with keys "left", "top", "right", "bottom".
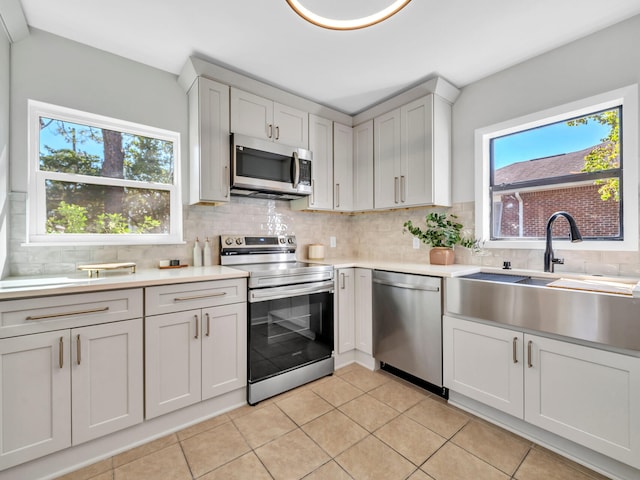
{"left": 0, "top": 331, "right": 71, "bottom": 470}
{"left": 145, "top": 281, "right": 247, "bottom": 419}
{"left": 337, "top": 268, "right": 355, "bottom": 353}
{"left": 336, "top": 268, "right": 372, "bottom": 355}
{"left": 0, "top": 318, "right": 143, "bottom": 470}
{"left": 354, "top": 268, "right": 372, "bottom": 355}
{"left": 443, "top": 316, "right": 524, "bottom": 417}
{"left": 443, "top": 315, "right": 640, "bottom": 469}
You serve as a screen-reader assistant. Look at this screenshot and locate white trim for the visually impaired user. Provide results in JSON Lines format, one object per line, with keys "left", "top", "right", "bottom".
{"left": 27, "top": 100, "right": 183, "bottom": 246}
{"left": 475, "top": 84, "right": 639, "bottom": 252}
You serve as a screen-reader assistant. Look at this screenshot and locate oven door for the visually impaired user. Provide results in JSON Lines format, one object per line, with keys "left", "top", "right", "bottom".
{"left": 248, "top": 280, "right": 334, "bottom": 384}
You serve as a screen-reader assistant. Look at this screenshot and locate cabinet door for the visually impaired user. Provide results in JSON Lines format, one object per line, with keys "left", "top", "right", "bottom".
{"left": 230, "top": 88, "right": 273, "bottom": 141}
{"left": 443, "top": 316, "right": 524, "bottom": 418}
{"left": 145, "top": 311, "right": 202, "bottom": 419}
{"left": 374, "top": 108, "right": 401, "bottom": 209}
{"left": 353, "top": 120, "right": 374, "bottom": 211}
{"left": 189, "top": 77, "right": 230, "bottom": 204}
{"left": 274, "top": 102, "right": 308, "bottom": 148}
{"left": 524, "top": 334, "right": 640, "bottom": 469}
{"left": 201, "top": 303, "right": 247, "bottom": 400}
{"left": 0, "top": 331, "right": 71, "bottom": 470}
{"left": 308, "top": 114, "right": 333, "bottom": 210}
{"left": 431, "top": 94, "right": 452, "bottom": 206}
{"left": 401, "top": 96, "right": 433, "bottom": 207}
{"left": 337, "top": 269, "right": 355, "bottom": 353}
{"left": 333, "top": 122, "right": 353, "bottom": 211}
{"left": 72, "top": 319, "right": 143, "bottom": 444}
{"left": 354, "top": 268, "right": 372, "bottom": 355}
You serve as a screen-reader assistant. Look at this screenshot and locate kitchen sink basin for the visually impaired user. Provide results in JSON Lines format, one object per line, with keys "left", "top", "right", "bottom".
{"left": 460, "top": 272, "right": 551, "bottom": 286}
{"left": 446, "top": 274, "right": 640, "bottom": 352}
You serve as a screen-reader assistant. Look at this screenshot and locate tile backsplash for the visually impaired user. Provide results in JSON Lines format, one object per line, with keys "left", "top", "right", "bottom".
{"left": 7, "top": 192, "right": 640, "bottom": 278}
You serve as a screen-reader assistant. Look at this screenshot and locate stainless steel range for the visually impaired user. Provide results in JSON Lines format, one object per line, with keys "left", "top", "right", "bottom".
{"left": 220, "top": 235, "right": 334, "bottom": 405}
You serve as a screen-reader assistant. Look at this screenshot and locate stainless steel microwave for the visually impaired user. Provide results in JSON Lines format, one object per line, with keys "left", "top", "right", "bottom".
{"left": 230, "top": 134, "right": 312, "bottom": 199}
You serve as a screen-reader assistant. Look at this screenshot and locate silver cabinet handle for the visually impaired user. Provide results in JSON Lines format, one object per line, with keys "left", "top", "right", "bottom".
{"left": 310, "top": 179, "right": 315, "bottom": 205}
{"left": 77, "top": 334, "right": 81, "bottom": 365}
{"left": 275, "top": 125, "right": 280, "bottom": 140}
{"left": 59, "top": 336, "right": 64, "bottom": 369}
{"left": 513, "top": 337, "right": 518, "bottom": 364}
{"left": 174, "top": 292, "right": 226, "bottom": 302}
{"left": 26, "top": 306, "right": 109, "bottom": 321}
{"left": 292, "top": 151, "right": 300, "bottom": 189}
{"left": 224, "top": 165, "right": 229, "bottom": 198}
{"left": 268, "top": 124, "right": 273, "bottom": 138}
{"left": 400, "top": 175, "right": 406, "bottom": 202}
{"left": 340, "top": 272, "right": 345, "bottom": 289}
{"left": 394, "top": 177, "right": 399, "bottom": 203}
{"left": 335, "top": 183, "right": 340, "bottom": 208}
{"left": 527, "top": 340, "right": 533, "bottom": 368}
{"left": 194, "top": 315, "right": 199, "bottom": 340}
{"left": 206, "top": 313, "right": 211, "bottom": 337}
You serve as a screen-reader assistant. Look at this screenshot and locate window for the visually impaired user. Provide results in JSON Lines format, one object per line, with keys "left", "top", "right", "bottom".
{"left": 28, "top": 101, "right": 182, "bottom": 245}
{"left": 475, "top": 85, "right": 638, "bottom": 251}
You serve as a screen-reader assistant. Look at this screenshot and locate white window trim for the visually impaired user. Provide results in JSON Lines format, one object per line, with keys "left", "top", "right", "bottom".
{"left": 474, "top": 84, "right": 638, "bottom": 252}
{"left": 27, "top": 100, "right": 183, "bottom": 246}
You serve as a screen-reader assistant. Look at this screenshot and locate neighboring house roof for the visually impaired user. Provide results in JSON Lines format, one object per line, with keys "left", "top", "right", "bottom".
{"left": 493, "top": 143, "right": 614, "bottom": 185}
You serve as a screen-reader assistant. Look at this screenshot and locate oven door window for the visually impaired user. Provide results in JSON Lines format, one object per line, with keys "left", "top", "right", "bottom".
{"left": 248, "top": 290, "right": 333, "bottom": 383}
{"left": 236, "top": 147, "right": 293, "bottom": 183}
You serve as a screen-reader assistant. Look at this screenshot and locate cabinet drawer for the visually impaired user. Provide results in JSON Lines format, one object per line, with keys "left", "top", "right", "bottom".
{"left": 145, "top": 279, "right": 247, "bottom": 316}
{"left": 0, "top": 289, "right": 143, "bottom": 338}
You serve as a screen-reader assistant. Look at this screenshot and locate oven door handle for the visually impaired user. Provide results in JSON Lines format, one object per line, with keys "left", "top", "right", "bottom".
{"left": 249, "top": 280, "right": 334, "bottom": 303}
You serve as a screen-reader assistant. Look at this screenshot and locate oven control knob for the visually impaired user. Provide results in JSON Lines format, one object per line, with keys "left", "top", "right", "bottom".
{"left": 224, "top": 238, "right": 233, "bottom": 245}
{"left": 287, "top": 237, "right": 295, "bottom": 244}
{"left": 279, "top": 238, "right": 286, "bottom": 244}
{"left": 235, "top": 238, "right": 243, "bottom": 245}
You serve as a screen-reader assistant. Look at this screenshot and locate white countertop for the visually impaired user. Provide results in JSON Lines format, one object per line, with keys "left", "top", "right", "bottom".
{"left": 1, "top": 258, "right": 639, "bottom": 300}
{"left": 0, "top": 266, "right": 248, "bottom": 300}
{"left": 317, "top": 258, "right": 481, "bottom": 277}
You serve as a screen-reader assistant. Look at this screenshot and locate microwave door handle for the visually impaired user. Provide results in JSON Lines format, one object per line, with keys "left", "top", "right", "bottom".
{"left": 292, "top": 151, "right": 300, "bottom": 189}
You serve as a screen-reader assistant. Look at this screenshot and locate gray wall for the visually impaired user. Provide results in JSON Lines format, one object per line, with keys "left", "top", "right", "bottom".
{"left": 0, "top": 24, "right": 10, "bottom": 278}
{"left": 10, "top": 28, "right": 189, "bottom": 193}
{"left": 452, "top": 14, "right": 640, "bottom": 203}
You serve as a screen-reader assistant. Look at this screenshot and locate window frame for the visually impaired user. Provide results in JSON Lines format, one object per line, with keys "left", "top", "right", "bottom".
{"left": 474, "top": 85, "right": 638, "bottom": 252}
{"left": 28, "top": 100, "right": 183, "bottom": 246}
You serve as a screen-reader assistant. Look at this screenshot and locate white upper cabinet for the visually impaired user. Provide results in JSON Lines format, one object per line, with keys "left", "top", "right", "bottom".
{"left": 353, "top": 120, "right": 374, "bottom": 211}
{"left": 374, "top": 108, "right": 402, "bottom": 209}
{"left": 231, "top": 88, "right": 308, "bottom": 149}
{"left": 188, "top": 77, "right": 230, "bottom": 205}
{"left": 333, "top": 122, "right": 354, "bottom": 212}
{"left": 293, "top": 114, "right": 333, "bottom": 210}
{"left": 374, "top": 94, "right": 452, "bottom": 209}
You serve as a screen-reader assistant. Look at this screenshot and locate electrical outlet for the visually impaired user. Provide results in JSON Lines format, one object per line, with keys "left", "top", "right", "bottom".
{"left": 329, "top": 236, "right": 337, "bottom": 248}
{"left": 413, "top": 237, "right": 420, "bottom": 249}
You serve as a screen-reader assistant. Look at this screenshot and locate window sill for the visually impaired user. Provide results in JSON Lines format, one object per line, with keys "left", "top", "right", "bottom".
{"left": 481, "top": 238, "right": 637, "bottom": 252}
{"left": 24, "top": 237, "right": 186, "bottom": 247}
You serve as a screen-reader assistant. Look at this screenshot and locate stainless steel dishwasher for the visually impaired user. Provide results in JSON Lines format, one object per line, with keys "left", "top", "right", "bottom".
{"left": 372, "top": 270, "right": 444, "bottom": 394}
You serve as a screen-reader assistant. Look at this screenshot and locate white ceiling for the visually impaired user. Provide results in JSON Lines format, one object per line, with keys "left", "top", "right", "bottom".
{"left": 18, "top": 0, "right": 640, "bottom": 115}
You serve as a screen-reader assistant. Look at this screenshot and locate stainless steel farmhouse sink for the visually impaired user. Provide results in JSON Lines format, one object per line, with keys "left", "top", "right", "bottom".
{"left": 459, "top": 272, "right": 552, "bottom": 286}
{"left": 446, "top": 274, "right": 640, "bottom": 352}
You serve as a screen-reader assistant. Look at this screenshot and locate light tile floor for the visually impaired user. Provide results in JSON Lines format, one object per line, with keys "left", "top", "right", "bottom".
{"left": 56, "top": 364, "right": 612, "bottom": 480}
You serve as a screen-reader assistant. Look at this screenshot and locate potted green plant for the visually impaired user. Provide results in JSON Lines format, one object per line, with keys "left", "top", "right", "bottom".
{"left": 403, "top": 212, "right": 476, "bottom": 265}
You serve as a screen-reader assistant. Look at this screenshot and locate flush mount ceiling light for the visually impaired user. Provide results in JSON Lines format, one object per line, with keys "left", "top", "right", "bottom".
{"left": 286, "top": 0, "right": 412, "bottom": 30}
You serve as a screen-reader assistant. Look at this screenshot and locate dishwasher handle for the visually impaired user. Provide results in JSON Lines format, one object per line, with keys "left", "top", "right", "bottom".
{"left": 372, "top": 278, "right": 440, "bottom": 292}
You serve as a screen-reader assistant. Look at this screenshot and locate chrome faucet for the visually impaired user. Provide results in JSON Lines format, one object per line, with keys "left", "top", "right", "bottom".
{"left": 544, "top": 211, "right": 583, "bottom": 273}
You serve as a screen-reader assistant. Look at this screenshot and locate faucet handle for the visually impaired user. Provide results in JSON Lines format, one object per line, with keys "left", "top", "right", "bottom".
{"left": 552, "top": 257, "right": 564, "bottom": 265}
